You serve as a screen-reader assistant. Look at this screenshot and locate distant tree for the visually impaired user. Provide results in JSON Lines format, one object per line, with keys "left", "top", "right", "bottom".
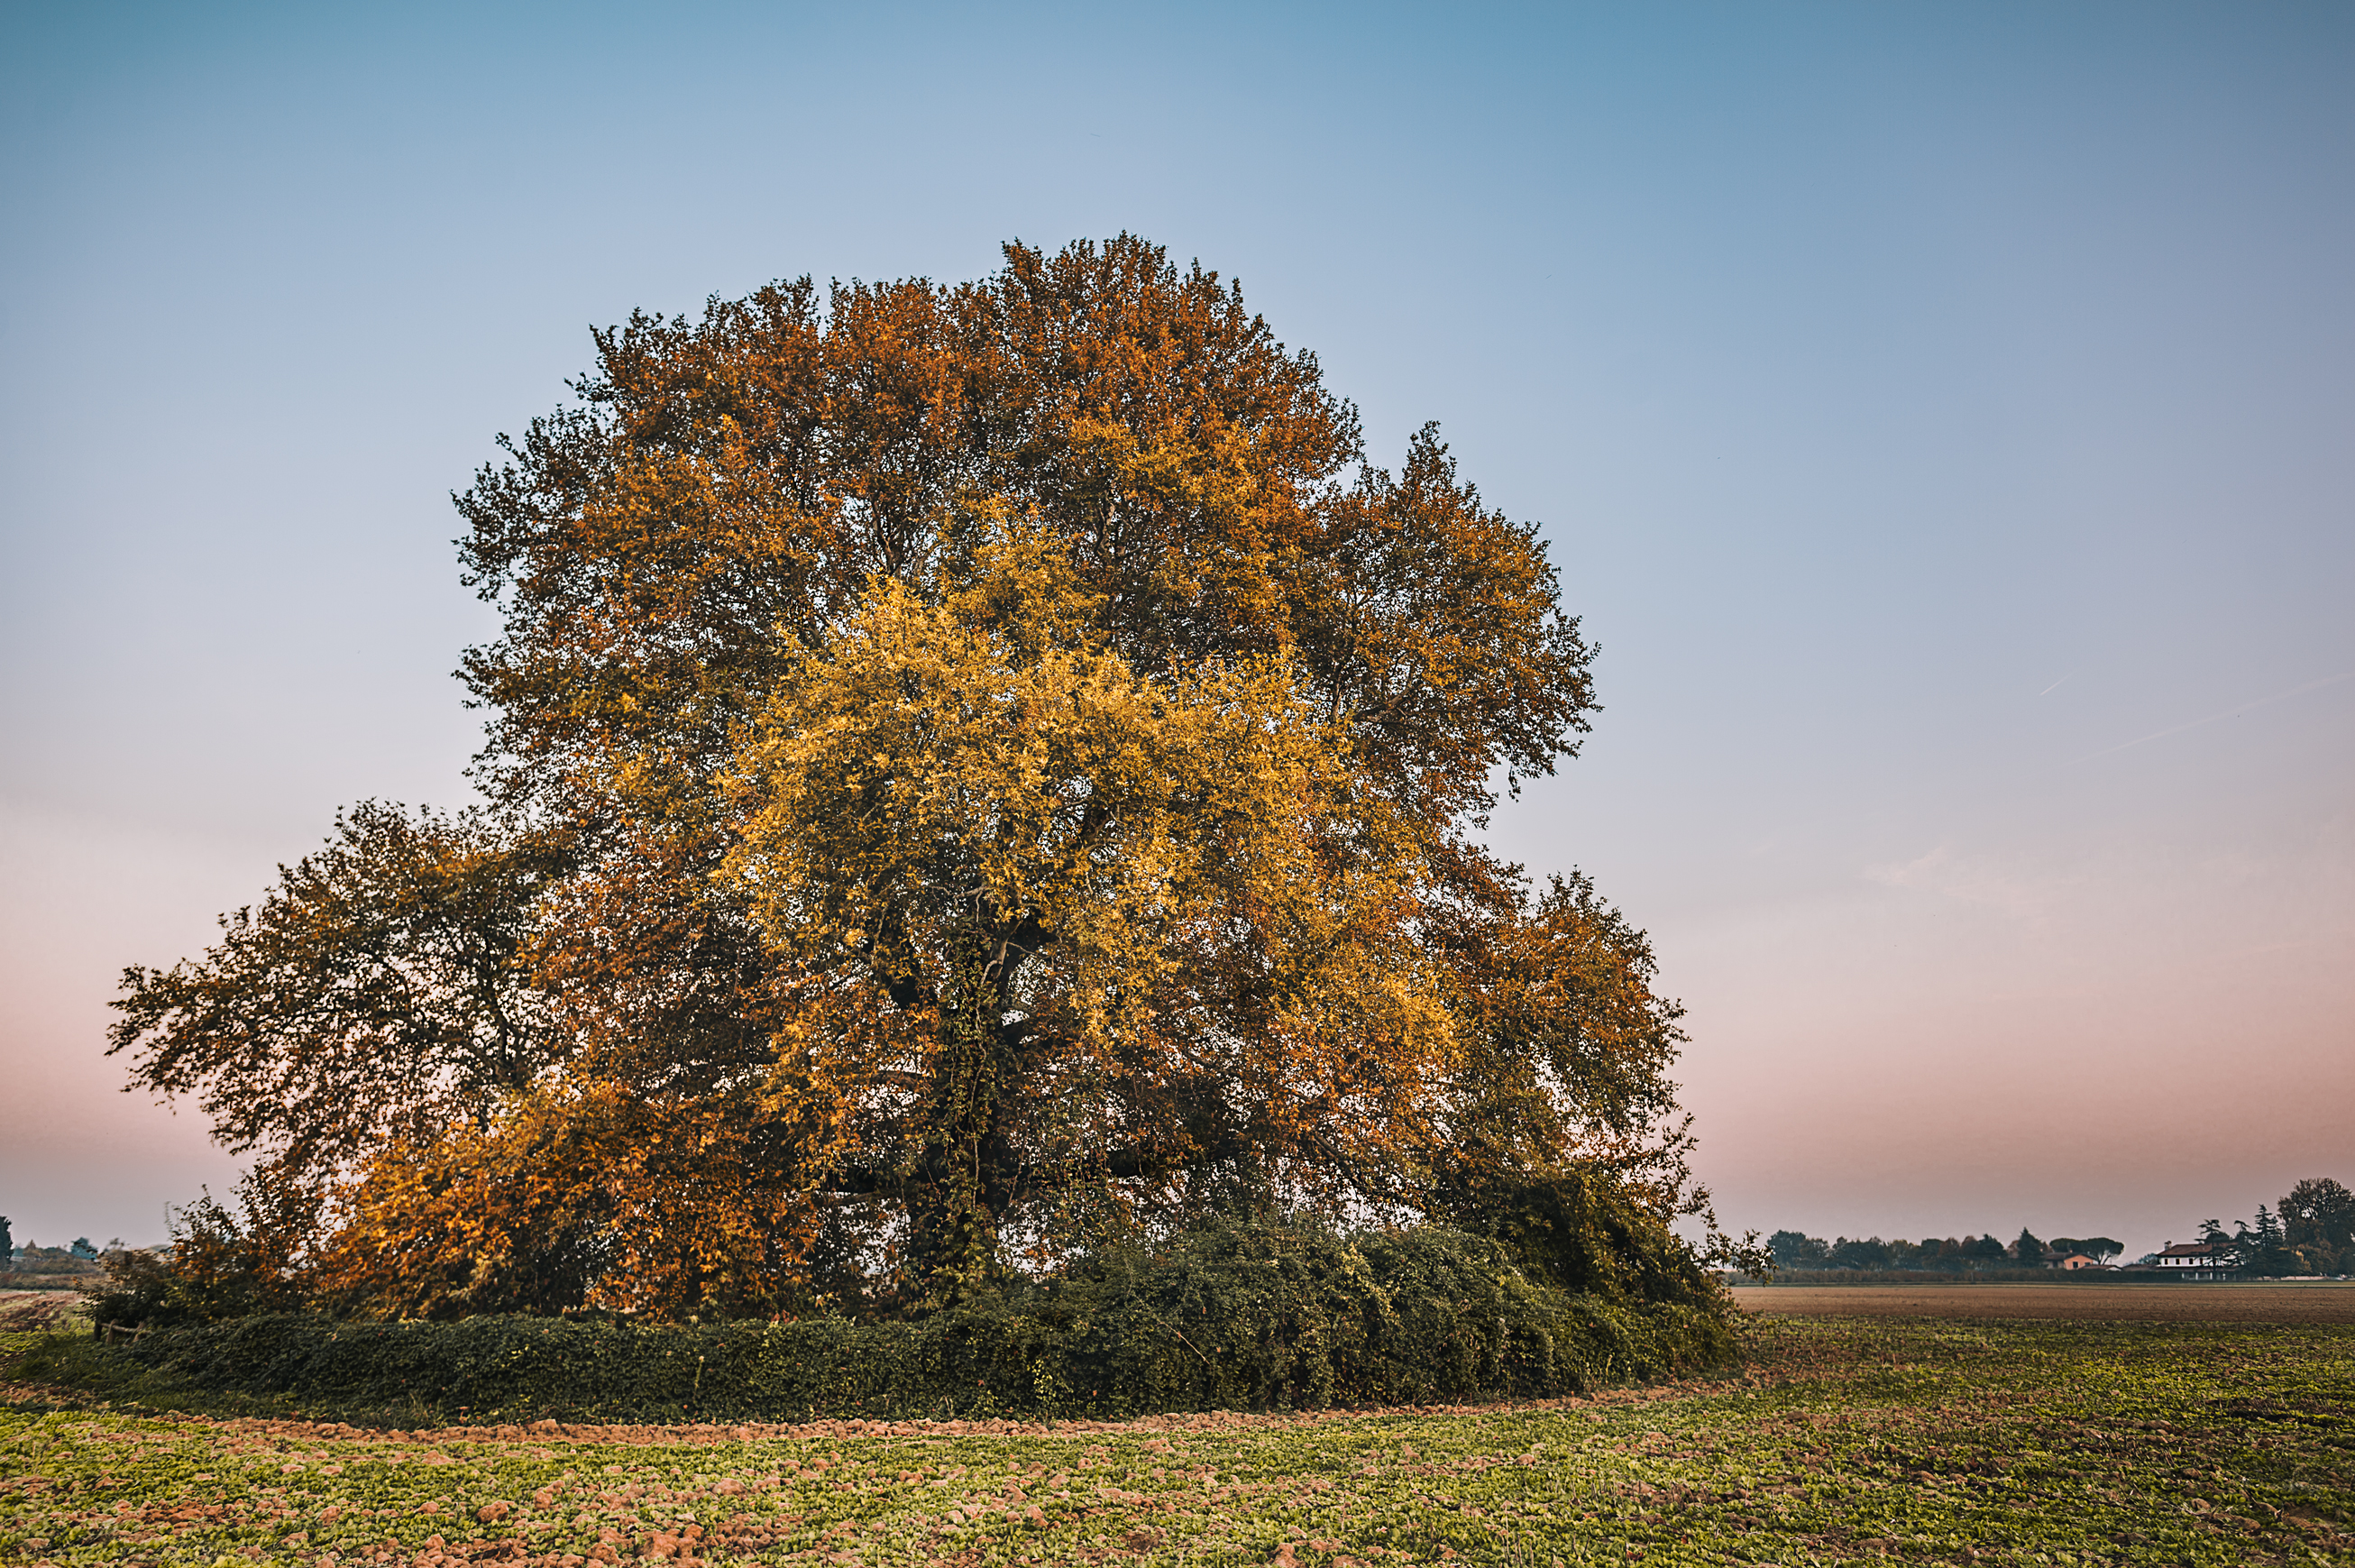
{"left": 2282, "top": 1178, "right": 2353, "bottom": 1271}
{"left": 2012, "top": 1228, "right": 2045, "bottom": 1267}
{"left": 2047, "top": 1236, "right": 2122, "bottom": 1265}
{"left": 1828, "top": 1236, "right": 1891, "bottom": 1270}
{"left": 0, "top": 1215, "right": 11, "bottom": 1261}
{"left": 2236, "top": 1206, "right": 2301, "bottom": 1278}
{"left": 1769, "top": 1230, "right": 1830, "bottom": 1270}
{"left": 69, "top": 1237, "right": 96, "bottom": 1260}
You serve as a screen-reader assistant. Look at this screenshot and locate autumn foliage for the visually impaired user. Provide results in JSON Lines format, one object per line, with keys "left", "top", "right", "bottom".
{"left": 112, "top": 236, "right": 1745, "bottom": 1321}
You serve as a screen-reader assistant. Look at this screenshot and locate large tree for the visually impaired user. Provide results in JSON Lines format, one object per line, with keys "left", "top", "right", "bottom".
{"left": 114, "top": 236, "right": 1722, "bottom": 1318}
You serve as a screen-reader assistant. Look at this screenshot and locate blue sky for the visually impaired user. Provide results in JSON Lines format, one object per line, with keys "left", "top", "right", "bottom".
{"left": 4, "top": 2, "right": 2350, "bottom": 1254}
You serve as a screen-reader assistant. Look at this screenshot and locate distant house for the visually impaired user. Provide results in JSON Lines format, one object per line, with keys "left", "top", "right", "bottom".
{"left": 2151, "top": 1242, "right": 2232, "bottom": 1280}
{"left": 2042, "top": 1250, "right": 2104, "bottom": 1270}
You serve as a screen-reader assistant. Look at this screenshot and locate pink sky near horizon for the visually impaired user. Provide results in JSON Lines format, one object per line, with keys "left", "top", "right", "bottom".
{"left": 4, "top": 3, "right": 2349, "bottom": 1261}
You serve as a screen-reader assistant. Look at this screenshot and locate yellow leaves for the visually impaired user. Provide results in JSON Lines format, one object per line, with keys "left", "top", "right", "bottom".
{"left": 738, "top": 561, "right": 1354, "bottom": 991}
{"left": 709, "top": 521, "right": 1465, "bottom": 1233}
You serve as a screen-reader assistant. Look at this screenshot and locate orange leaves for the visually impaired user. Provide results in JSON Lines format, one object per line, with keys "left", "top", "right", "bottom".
{"left": 308, "top": 1077, "right": 837, "bottom": 1321}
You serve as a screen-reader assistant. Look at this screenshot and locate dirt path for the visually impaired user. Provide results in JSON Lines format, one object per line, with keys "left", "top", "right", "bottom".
{"left": 1732, "top": 1280, "right": 2355, "bottom": 1323}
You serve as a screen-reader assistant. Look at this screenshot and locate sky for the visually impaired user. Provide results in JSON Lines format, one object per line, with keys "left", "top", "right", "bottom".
{"left": 3, "top": 1, "right": 2349, "bottom": 1259}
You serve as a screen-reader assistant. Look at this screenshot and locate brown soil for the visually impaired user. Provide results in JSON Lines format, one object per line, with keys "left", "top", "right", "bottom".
{"left": 0, "top": 1288, "right": 84, "bottom": 1331}
{"left": 1731, "top": 1281, "right": 2355, "bottom": 1324}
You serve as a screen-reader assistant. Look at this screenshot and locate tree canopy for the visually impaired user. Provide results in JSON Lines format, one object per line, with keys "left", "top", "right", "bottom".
{"left": 112, "top": 235, "right": 1732, "bottom": 1319}
{"left": 2282, "top": 1177, "right": 2353, "bottom": 1261}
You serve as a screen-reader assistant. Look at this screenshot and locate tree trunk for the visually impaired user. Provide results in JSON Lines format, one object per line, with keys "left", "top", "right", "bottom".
{"left": 903, "top": 918, "right": 1023, "bottom": 1307}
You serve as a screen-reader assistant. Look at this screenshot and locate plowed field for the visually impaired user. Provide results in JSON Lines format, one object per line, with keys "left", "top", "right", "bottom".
{"left": 1733, "top": 1280, "right": 2355, "bottom": 1321}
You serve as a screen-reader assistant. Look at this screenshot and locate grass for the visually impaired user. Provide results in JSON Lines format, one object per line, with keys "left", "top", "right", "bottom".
{"left": 3, "top": 1312, "right": 2350, "bottom": 1566}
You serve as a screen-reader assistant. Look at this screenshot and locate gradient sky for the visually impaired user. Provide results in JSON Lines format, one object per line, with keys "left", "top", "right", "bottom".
{"left": 4, "top": 3, "right": 2349, "bottom": 1259}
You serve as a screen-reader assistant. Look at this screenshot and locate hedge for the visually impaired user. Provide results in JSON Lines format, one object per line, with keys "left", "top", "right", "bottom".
{"left": 90, "top": 1221, "right": 1736, "bottom": 1423}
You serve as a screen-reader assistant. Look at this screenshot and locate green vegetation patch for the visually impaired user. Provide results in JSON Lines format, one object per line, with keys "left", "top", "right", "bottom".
{"left": 49, "top": 1224, "right": 1735, "bottom": 1426}
{"left": 6, "top": 1314, "right": 2351, "bottom": 1565}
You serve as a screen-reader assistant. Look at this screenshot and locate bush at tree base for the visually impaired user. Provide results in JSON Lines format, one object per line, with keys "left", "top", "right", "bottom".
{"left": 1430, "top": 1165, "right": 1730, "bottom": 1311}
{"left": 84, "top": 1220, "right": 1735, "bottom": 1422}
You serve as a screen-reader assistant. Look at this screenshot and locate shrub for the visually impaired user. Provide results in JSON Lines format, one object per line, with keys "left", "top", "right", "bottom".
{"left": 1434, "top": 1165, "right": 1735, "bottom": 1312}
{"left": 85, "top": 1219, "right": 1735, "bottom": 1423}
{"left": 83, "top": 1181, "right": 310, "bottom": 1329}
{"left": 84, "top": 1246, "right": 183, "bottom": 1329}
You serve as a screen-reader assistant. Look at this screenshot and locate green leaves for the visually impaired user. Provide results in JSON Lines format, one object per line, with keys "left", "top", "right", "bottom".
{"left": 106, "top": 802, "right": 574, "bottom": 1184}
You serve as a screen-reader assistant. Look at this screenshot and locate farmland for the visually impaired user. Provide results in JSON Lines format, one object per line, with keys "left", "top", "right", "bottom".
{"left": 5, "top": 1297, "right": 2351, "bottom": 1566}
{"left": 1731, "top": 1280, "right": 2355, "bottom": 1323}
